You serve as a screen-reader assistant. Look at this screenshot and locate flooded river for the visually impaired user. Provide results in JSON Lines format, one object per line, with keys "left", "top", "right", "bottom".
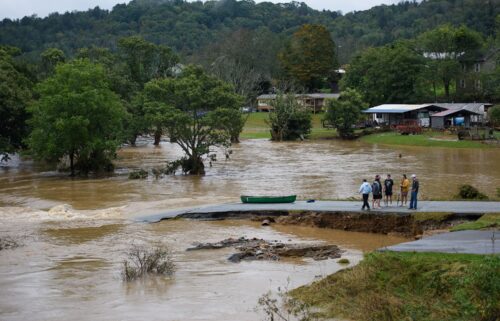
{"left": 1, "top": 139, "right": 499, "bottom": 320}
{"left": 0, "top": 215, "right": 407, "bottom": 321}
{"left": 1, "top": 139, "right": 499, "bottom": 212}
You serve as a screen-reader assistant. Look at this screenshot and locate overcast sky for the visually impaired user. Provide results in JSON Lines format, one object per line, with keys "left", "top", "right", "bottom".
{"left": 0, "top": 0, "right": 402, "bottom": 20}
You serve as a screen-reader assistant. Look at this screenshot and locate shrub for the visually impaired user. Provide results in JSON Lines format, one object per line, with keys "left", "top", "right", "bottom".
{"left": 122, "top": 244, "right": 175, "bottom": 281}
{"left": 268, "top": 94, "right": 312, "bottom": 141}
{"left": 128, "top": 169, "right": 148, "bottom": 179}
{"left": 337, "top": 258, "right": 350, "bottom": 264}
{"left": 324, "top": 88, "right": 367, "bottom": 139}
{"left": 456, "top": 184, "right": 488, "bottom": 200}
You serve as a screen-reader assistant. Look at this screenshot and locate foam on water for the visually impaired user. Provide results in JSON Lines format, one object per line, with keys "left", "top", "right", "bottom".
{"left": 0, "top": 204, "right": 126, "bottom": 223}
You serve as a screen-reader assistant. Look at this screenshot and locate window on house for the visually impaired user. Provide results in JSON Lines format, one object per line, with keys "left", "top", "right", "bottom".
{"left": 376, "top": 113, "right": 383, "bottom": 119}
{"left": 474, "top": 63, "right": 481, "bottom": 72}
{"left": 460, "top": 79, "right": 466, "bottom": 88}
{"left": 475, "top": 79, "right": 481, "bottom": 89}
{"left": 461, "top": 64, "right": 467, "bottom": 72}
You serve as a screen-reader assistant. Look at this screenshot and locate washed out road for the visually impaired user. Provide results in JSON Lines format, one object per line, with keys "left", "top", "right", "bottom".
{"left": 138, "top": 200, "right": 500, "bottom": 223}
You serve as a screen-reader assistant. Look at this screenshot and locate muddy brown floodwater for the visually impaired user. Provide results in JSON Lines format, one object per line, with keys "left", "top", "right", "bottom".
{"left": 0, "top": 139, "right": 499, "bottom": 320}
{"left": 0, "top": 217, "right": 407, "bottom": 321}
{"left": 0, "top": 139, "right": 499, "bottom": 213}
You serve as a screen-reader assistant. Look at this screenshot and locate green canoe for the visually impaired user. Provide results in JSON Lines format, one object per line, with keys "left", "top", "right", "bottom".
{"left": 240, "top": 195, "right": 297, "bottom": 204}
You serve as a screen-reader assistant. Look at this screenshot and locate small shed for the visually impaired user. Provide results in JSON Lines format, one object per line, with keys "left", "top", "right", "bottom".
{"left": 430, "top": 109, "right": 481, "bottom": 129}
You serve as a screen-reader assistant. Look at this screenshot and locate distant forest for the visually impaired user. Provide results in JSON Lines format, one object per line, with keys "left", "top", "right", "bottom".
{"left": 0, "top": 0, "right": 498, "bottom": 64}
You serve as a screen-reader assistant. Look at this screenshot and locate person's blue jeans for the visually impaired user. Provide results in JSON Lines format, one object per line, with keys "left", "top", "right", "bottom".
{"left": 409, "top": 191, "right": 418, "bottom": 209}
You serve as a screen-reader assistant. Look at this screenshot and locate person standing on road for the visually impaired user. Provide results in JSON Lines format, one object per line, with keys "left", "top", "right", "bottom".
{"left": 358, "top": 179, "right": 372, "bottom": 210}
{"left": 384, "top": 174, "right": 394, "bottom": 206}
{"left": 409, "top": 174, "right": 419, "bottom": 210}
{"left": 372, "top": 175, "right": 382, "bottom": 209}
{"left": 400, "top": 174, "right": 410, "bottom": 207}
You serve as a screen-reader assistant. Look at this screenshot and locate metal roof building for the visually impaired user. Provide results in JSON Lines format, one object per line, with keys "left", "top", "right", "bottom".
{"left": 363, "top": 103, "right": 491, "bottom": 128}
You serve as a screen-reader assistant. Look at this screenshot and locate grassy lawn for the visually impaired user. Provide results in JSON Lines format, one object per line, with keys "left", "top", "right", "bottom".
{"left": 240, "top": 112, "right": 337, "bottom": 140}
{"left": 361, "top": 131, "right": 490, "bottom": 148}
{"left": 292, "top": 251, "right": 500, "bottom": 321}
{"left": 451, "top": 213, "right": 500, "bottom": 231}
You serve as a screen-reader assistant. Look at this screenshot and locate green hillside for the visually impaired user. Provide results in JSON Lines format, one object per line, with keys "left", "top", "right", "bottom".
{"left": 0, "top": 0, "right": 498, "bottom": 63}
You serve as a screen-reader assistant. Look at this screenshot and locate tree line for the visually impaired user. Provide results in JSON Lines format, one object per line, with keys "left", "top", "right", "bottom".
{"left": 0, "top": 0, "right": 498, "bottom": 66}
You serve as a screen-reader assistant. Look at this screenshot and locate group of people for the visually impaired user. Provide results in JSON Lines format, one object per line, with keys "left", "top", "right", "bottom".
{"left": 358, "top": 174, "right": 419, "bottom": 210}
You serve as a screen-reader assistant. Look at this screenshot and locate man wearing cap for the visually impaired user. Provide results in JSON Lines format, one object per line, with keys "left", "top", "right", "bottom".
{"left": 409, "top": 174, "right": 419, "bottom": 210}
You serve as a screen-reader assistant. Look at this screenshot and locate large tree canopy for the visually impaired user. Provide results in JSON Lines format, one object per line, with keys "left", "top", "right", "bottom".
{"left": 417, "top": 24, "right": 483, "bottom": 99}
{"left": 279, "top": 24, "right": 338, "bottom": 91}
{"left": 28, "top": 59, "right": 126, "bottom": 176}
{"left": 341, "top": 42, "right": 427, "bottom": 106}
{"left": 324, "top": 89, "right": 367, "bottom": 139}
{"left": 142, "top": 66, "right": 242, "bottom": 175}
{"left": 118, "top": 36, "right": 180, "bottom": 145}
{"left": 0, "top": 47, "right": 32, "bottom": 161}
{"left": 194, "top": 28, "right": 282, "bottom": 105}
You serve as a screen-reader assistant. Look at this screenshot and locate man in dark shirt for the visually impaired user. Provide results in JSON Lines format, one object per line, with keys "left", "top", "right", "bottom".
{"left": 409, "top": 174, "right": 419, "bottom": 210}
{"left": 384, "top": 174, "right": 394, "bottom": 206}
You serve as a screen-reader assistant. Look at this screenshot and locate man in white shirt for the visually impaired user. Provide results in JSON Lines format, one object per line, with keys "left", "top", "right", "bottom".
{"left": 358, "top": 179, "right": 372, "bottom": 210}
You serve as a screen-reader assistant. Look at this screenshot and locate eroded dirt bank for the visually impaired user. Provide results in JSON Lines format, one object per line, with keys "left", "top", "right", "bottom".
{"left": 178, "top": 211, "right": 482, "bottom": 237}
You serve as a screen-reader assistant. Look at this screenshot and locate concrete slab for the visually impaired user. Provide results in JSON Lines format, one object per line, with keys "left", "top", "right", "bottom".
{"left": 382, "top": 230, "right": 500, "bottom": 255}
{"left": 137, "top": 200, "right": 500, "bottom": 223}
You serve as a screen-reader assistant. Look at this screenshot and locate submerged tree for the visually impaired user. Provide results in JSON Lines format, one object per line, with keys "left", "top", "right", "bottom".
{"left": 28, "top": 59, "right": 126, "bottom": 176}
{"left": 268, "top": 94, "right": 312, "bottom": 141}
{"left": 142, "top": 66, "right": 242, "bottom": 175}
{"left": 324, "top": 89, "right": 367, "bottom": 139}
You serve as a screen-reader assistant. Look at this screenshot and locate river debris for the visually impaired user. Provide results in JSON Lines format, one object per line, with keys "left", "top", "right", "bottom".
{"left": 0, "top": 236, "right": 21, "bottom": 251}
{"left": 187, "top": 237, "right": 343, "bottom": 263}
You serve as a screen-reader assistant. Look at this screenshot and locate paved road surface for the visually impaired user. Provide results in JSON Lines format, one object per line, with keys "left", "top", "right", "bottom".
{"left": 382, "top": 230, "right": 500, "bottom": 254}
{"left": 138, "top": 200, "right": 500, "bottom": 223}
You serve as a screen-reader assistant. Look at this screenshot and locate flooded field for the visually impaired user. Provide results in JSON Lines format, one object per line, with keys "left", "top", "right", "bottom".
{"left": 1, "top": 138, "right": 498, "bottom": 320}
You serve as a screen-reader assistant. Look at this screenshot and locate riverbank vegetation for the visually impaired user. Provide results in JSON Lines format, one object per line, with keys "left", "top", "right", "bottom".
{"left": 456, "top": 184, "right": 489, "bottom": 200}
{"left": 291, "top": 251, "right": 500, "bottom": 321}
